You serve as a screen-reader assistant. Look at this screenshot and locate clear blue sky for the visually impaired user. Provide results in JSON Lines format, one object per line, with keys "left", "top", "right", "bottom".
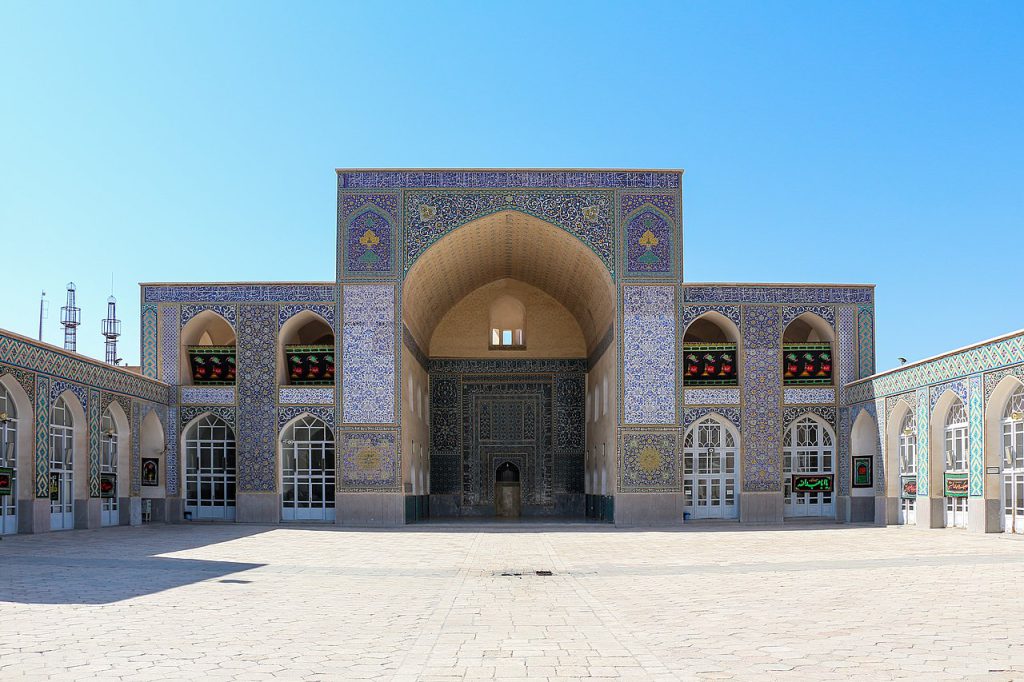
{"left": 1, "top": 1, "right": 1021, "bottom": 372}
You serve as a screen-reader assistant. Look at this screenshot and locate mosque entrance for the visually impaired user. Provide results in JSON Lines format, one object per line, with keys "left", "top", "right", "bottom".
{"left": 400, "top": 211, "right": 616, "bottom": 520}
{"left": 495, "top": 462, "right": 521, "bottom": 518}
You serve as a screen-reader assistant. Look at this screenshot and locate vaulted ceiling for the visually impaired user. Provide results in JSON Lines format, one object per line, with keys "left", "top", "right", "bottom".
{"left": 402, "top": 211, "right": 615, "bottom": 354}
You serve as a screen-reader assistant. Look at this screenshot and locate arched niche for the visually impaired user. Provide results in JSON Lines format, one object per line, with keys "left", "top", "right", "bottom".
{"left": 885, "top": 400, "right": 914, "bottom": 501}
{"left": 783, "top": 313, "right": 835, "bottom": 343}
{"left": 179, "top": 310, "right": 236, "bottom": 386}
{"left": 489, "top": 293, "right": 526, "bottom": 348}
{"left": 52, "top": 391, "right": 89, "bottom": 501}
{"left": 277, "top": 311, "right": 335, "bottom": 385}
{"left": 929, "top": 390, "right": 965, "bottom": 500}
{"left": 0, "top": 375, "right": 34, "bottom": 503}
{"left": 140, "top": 410, "right": 166, "bottom": 497}
{"left": 102, "top": 400, "right": 131, "bottom": 500}
{"left": 682, "top": 312, "right": 741, "bottom": 386}
{"left": 782, "top": 313, "right": 834, "bottom": 386}
{"left": 986, "top": 375, "right": 1024, "bottom": 502}
{"left": 850, "top": 409, "right": 879, "bottom": 498}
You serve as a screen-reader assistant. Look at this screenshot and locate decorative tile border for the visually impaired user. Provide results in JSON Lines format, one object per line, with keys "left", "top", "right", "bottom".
{"left": 858, "top": 305, "right": 875, "bottom": 378}
{"left": 837, "top": 306, "right": 856, "bottom": 495}
{"left": 683, "top": 407, "right": 741, "bottom": 431}
{"left": 165, "top": 405, "right": 178, "bottom": 496}
{"left": 279, "top": 303, "right": 337, "bottom": 330}
{"left": 782, "top": 305, "right": 835, "bottom": 329}
{"left": 144, "top": 284, "right": 335, "bottom": 304}
{"left": 279, "top": 387, "right": 335, "bottom": 405}
{"left": 915, "top": 387, "right": 930, "bottom": 497}
{"left": 50, "top": 379, "right": 87, "bottom": 410}
{"left": 783, "top": 388, "right": 836, "bottom": 405}
{"left": 236, "top": 305, "right": 277, "bottom": 492}
{"left": 279, "top": 405, "right": 335, "bottom": 430}
{"left": 685, "top": 286, "right": 873, "bottom": 305}
{"left": 784, "top": 406, "right": 837, "bottom": 429}
{"left": 181, "top": 386, "right": 235, "bottom": 405}
{"left": 159, "top": 306, "right": 179, "bottom": 386}
{"left": 180, "top": 405, "right": 236, "bottom": 429}
{"left": 88, "top": 388, "right": 100, "bottom": 498}
{"left": 684, "top": 388, "right": 740, "bottom": 405}
{"left": 141, "top": 304, "right": 158, "bottom": 379}
{"left": 34, "top": 375, "right": 49, "bottom": 498}
{"left": 181, "top": 304, "right": 237, "bottom": 327}
{"left": 338, "top": 192, "right": 399, "bottom": 277}
{"left": 680, "top": 304, "right": 741, "bottom": 331}
{"left": 968, "top": 375, "right": 984, "bottom": 497}
{"left": 0, "top": 330, "right": 168, "bottom": 405}
{"left": 338, "top": 169, "right": 681, "bottom": 190}
{"left": 848, "top": 332, "right": 1024, "bottom": 403}
{"left": 884, "top": 391, "right": 917, "bottom": 419}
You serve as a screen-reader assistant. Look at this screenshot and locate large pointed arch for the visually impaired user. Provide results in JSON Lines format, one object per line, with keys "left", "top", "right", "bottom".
{"left": 0, "top": 374, "right": 33, "bottom": 503}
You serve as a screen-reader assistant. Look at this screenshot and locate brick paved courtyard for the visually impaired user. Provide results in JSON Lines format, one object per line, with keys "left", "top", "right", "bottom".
{"left": 1, "top": 523, "right": 1022, "bottom": 681}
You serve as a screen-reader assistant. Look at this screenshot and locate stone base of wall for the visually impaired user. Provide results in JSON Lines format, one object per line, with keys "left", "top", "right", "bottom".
{"left": 164, "top": 498, "right": 184, "bottom": 523}
{"left": 917, "top": 497, "right": 945, "bottom": 528}
{"left": 74, "top": 498, "right": 101, "bottom": 530}
{"left": 235, "top": 492, "right": 280, "bottom": 524}
{"left": 968, "top": 497, "right": 1002, "bottom": 533}
{"left": 613, "top": 493, "right": 683, "bottom": 527}
{"left": 842, "top": 495, "right": 876, "bottom": 523}
{"left": 873, "top": 496, "right": 887, "bottom": 526}
{"left": 739, "top": 491, "right": 783, "bottom": 524}
{"left": 19, "top": 498, "right": 50, "bottom": 534}
{"left": 336, "top": 493, "right": 405, "bottom": 527}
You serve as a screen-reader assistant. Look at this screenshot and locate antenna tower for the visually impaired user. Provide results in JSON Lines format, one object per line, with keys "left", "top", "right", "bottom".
{"left": 101, "top": 295, "right": 122, "bottom": 365}
{"left": 60, "top": 282, "right": 81, "bottom": 352}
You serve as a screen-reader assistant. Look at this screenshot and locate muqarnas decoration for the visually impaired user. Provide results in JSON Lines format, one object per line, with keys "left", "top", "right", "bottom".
{"left": 683, "top": 344, "right": 738, "bottom": 386}
{"left": 187, "top": 346, "right": 236, "bottom": 385}
{"left": 783, "top": 343, "right": 832, "bottom": 385}
{"left": 285, "top": 345, "right": 335, "bottom": 385}
{"left": 346, "top": 207, "right": 393, "bottom": 273}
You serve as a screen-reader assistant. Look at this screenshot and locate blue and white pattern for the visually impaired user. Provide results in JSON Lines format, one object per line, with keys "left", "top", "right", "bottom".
{"left": 165, "top": 405, "right": 178, "bottom": 496}
{"left": 686, "top": 286, "right": 872, "bottom": 305}
{"left": 342, "top": 285, "right": 396, "bottom": 424}
{"left": 968, "top": 375, "right": 984, "bottom": 497}
{"left": 160, "top": 306, "right": 179, "bottom": 386}
{"left": 181, "top": 304, "right": 237, "bottom": 327}
{"left": 916, "top": 387, "right": 931, "bottom": 497}
{"left": 783, "top": 388, "right": 836, "bottom": 404}
{"left": 181, "top": 386, "right": 235, "bottom": 405}
{"left": 339, "top": 169, "right": 681, "bottom": 190}
{"left": 618, "top": 430, "right": 680, "bottom": 493}
{"left": 681, "top": 305, "right": 741, "bottom": 332}
{"left": 930, "top": 379, "right": 969, "bottom": 411}
{"left": 279, "top": 303, "right": 337, "bottom": 330}
{"left": 50, "top": 379, "right": 87, "bottom": 410}
{"left": 621, "top": 286, "right": 676, "bottom": 425}
{"left": 340, "top": 430, "right": 400, "bottom": 491}
{"left": 279, "top": 405, "right": 335, "bottom": 429}
{"left": 144, "top": 284, "right": 335, "bottom": 304}
{"left": 741, "top": 306, "right": 783, "bottom": 492}
{"left": 782, "top": 305, "right": 835, "bottom": 329}
{"left": 684, "top": 407, "right": 741, "bottom": 431}
{"left": 684, "top": 388, "right": 740, "bottom": 405}
{"left": 279, "top": 387, "right": 335, "bottom": 405}
{"left": 236, "top": 305, "right": 278, "bottom": 492}
{"left": 837, "top": 306, "right": 857, "bottom": 495}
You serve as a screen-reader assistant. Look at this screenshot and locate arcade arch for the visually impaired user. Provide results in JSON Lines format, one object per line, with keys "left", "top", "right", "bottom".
{"left": 180, "top": 311, "right": 236, "bottom": 386}
{"left": 50, "top": 392, "right": 86, "bottom": 531}
{"left": 402, "top": 212, "right": 616, "bottom": 518}
{"left": 683, "top": 415, "right": 740, "bottom": 519}
{"left": 987, "top": 377, "right": 1024, "bottom": 533}
{"left": 783, "top": 413, "right": 836, "bottom": 517}
{"left": 683, "top": 312, "right": 741, "bottom": 386}
{"left": 279, "top": 414, "right": 336, "bottom": 522}
{"left": 931, "top": 391, "right": 969, "bottom": 528}
{"left": 100, "top": 401, "right": 130, "bottom": 526}
{"left": 885, "top": 400, "right": 917, "bottom": 525}
{"left": 278, "top": 311, "right": 334, "bottom": 386}
{"left": 182, "top": 413, "right": 237, "bottom": 520}
{"left": 782, "top": 313, "right": 834, "bottom": 386}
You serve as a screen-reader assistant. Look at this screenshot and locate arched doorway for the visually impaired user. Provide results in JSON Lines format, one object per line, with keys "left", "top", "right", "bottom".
{"left": 783, "top": 414, "right": 836, "bottom": 518}
{"left": 100, "top": 402, "right": 130, "bottom": 526}
{"left": 683, "top": 415, "right": 739, "bottom": 519}
{"left": 280, "top": 415, "right": 336, "bottom": 521}
{"left": 495, "top": 461, "right": 521, "bottom": 518}
{"left": 0, "top": 380, "right": 22, "bottom": 535}
{"left": 999, "top": 384, "right": 1024, "bottom": 533}
{"left": 402, "top": 212, "right": 615, "bottom": 518}
{"left": 183, "top": 413, "right": 237, "bottom": 520}
{"left": 50, "top": 394, "right": 82, "bottom": 531}
{"left": 941, "top": 396, "right": 969, "bottom": 528}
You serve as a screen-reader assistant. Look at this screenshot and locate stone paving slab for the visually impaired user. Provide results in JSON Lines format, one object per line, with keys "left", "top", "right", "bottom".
{"left": 0, "top": 523, "right": 1023, "bottom": 680}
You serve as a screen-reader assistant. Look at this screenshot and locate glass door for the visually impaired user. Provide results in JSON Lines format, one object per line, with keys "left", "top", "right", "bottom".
{"left": 49, "top": 397, "right": 74, "bottom": 531}
{"left": 683, "top": 418, "right": 738, "bottom": 520}
{"left": 281, "top": 416, "right": 336, "bottom": 522}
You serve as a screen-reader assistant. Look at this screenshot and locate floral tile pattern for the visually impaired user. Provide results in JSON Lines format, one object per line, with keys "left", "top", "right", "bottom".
{"left": 278, "top": 387, "right": 334, "bottom": 405}
{"left": 684, "top": 388, "right": 740, "bottom": 405}
{"left": 741, "top": 306, "right": 782, "bottom": 492}
{"left": 622, "top": 285, "right": 676, "bottom": 425}
{"left": 342, "top": 285, "right": 395, "bottom": 424}
{"left": 181, "top": 387, "right": 235, "bottom": 405}
{"left": 621, "top": 194, "right": 677, "bottom": 276}
{"left": 619, "top": 430, "right": 680, "bottom": 493}
{"left": 783, "top": 388, "right": 836, "bottom": 404}
{"left": 340, "top": 430, "right": 400, "bottom": 491}
{"left": 340, "top": 193, "right": 398, "bottom": 276}
{"left": 236, "top": 305, "right": 277, "bottom": 492}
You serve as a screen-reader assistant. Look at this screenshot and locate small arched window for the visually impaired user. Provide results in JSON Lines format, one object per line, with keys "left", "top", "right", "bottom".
{"left": 489, "top": 295, "right": 525, "bottom": 349}
{"left": 782, "top": 314, "right": 834, "bottom": 386}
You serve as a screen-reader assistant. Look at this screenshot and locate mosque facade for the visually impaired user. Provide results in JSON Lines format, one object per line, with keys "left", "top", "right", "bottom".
{"left": 0, "top": 169, "right": 1021, "bottom": 532}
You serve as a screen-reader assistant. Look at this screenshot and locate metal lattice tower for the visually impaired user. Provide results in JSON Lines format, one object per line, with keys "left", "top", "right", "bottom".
{"left": 60, "top": 282, "right": 81, "bottom": 352}
{"left": 101, "top": 295, "right": 122, "bottom": 365}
